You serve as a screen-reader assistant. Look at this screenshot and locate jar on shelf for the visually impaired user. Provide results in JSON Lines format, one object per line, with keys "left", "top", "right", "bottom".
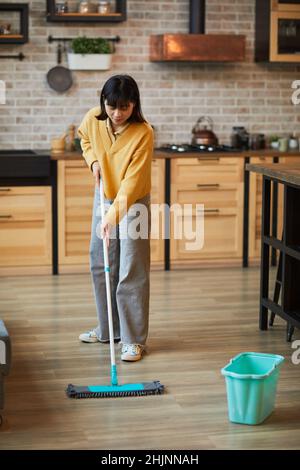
{"left": 249, "top": 134, "right": 260, "bottom": 151}
{"left": 78, "top": 1, "right": 96, "bottom": 13}
{"left": 56, "top": 1, "right": 69, "bottom": 14}
{"left": 288, "top": 133, "right": 298, "bottom": 150}
{"left": 98, "top": 1, "right": 111, "bottom": 14}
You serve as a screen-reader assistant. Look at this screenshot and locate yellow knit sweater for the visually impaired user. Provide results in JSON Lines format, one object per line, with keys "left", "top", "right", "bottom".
{"left": 78, "top": 106, "right": 154, "bottom": 226}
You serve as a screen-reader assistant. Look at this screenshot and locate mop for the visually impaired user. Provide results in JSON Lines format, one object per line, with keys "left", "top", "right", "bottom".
{"left": 66, "top": 179, "right": 164, "bottom": 398}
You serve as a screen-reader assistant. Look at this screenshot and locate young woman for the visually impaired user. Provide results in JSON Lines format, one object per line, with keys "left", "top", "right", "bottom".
{"left": 77, "top": 75, "right": 153, "bottom": 362}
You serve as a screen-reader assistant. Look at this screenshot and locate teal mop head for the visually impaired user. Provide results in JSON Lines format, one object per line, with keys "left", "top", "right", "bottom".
{"left": 66, "top": 381, "right": 164, "bottom": 398}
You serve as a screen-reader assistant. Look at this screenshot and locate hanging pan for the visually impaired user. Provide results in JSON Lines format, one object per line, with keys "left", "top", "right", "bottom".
{"left": 47, "top": 43, "right": 73, "bottom": 93}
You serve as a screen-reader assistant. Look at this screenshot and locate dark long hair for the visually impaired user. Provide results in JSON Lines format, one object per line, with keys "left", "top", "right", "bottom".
{"left": 96, "top": 75, "right": 146, "bottom": 122}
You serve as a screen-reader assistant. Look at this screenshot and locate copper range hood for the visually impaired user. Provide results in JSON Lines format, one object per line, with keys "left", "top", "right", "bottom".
{"left": 150, "top": 0, "right": 246, "bottom": 62}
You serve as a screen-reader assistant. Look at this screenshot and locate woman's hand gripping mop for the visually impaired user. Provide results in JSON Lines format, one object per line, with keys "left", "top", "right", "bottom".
{"left": 66, "top": 179, "right": 164, "bottom": 398}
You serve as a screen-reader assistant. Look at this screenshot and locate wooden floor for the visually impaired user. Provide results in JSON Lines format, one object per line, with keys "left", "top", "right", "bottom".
{"left": 0, "top": 266, "right": 300, "bottom": 450}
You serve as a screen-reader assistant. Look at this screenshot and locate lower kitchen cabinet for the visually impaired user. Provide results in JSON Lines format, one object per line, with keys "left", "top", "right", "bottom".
{"left": 170, "top": 157, "right": 244, "bottom": 266}
{"left": 0, "top": 186, "right": 52, "bottom": 275}
{"left": 58, "top": 160, "right": 94, "bottom": 273}
{"left": 58, "top": 159, "right": 165, "bottom": 273}
{"left": 150, "top": 158, "right": 165, "bottom": 269}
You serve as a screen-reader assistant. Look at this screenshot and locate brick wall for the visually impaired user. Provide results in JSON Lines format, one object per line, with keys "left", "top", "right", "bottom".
{"left": 0, "top": 0, "right": 299, "bottom": 149}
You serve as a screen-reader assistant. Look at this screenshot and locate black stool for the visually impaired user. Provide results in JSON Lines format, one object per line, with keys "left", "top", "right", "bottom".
{"left": 269, "top": 250, "right": 295, "bottom": 342}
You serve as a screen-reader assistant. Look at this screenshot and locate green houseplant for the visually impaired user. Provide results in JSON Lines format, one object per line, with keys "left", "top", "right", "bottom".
{"left": 67, "top": 37, "right": 113, "bottom": 70}
{"left": 269, "top": 135, "right": 280, "bottom": 150}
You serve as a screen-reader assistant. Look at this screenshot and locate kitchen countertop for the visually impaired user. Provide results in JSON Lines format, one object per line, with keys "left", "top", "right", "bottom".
{"left": 36, "top": 149, "right": 300, "bottom": 160}
{"left": 246, "top": 162, "right": 300, "bottom": 186}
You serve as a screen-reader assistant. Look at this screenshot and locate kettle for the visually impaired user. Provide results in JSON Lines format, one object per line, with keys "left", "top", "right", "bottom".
{"left": 191, "top": 116, "right": 219, "bottom": 146}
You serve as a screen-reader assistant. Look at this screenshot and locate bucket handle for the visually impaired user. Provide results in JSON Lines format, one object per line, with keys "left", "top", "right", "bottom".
{"left": 221, "top": 352, "right": 285, "bottom": 379}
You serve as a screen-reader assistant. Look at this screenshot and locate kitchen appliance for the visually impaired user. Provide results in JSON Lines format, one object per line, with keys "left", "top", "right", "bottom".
{"left": 157, "top": 143, "right": 240, "bottom": 154}
{"left": 191, "top": 116, "right": 219, "bottom": 146}
{"left": 230, "top": 126, "right": 249, "bottom": 150}
{"left": 150, "top": 0, "right": 245, "bottom": 62}
{"left": 0, "top": 150, "right": 50, "bottom": 178}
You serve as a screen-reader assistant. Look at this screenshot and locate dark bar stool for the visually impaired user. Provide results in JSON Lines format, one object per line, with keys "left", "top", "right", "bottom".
{"left": 269, "top": 249, "right": 295, "bottom": 342}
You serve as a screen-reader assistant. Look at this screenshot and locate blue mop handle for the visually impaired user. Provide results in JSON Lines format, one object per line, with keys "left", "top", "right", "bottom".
{"left": 99, "top": 179, "right": 118, "bottom": 386}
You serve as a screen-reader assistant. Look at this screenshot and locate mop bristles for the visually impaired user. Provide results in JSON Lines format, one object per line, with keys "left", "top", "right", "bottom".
{"left": 66, "top": 380, "right": 164, "bottom": 398}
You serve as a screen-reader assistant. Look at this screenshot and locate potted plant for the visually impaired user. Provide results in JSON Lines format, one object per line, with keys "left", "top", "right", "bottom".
{"left": 67, "top": 36, "right": 113, "bottom": 70}
{"left": 269, "top": 135, "right": 280, "bottom": 150}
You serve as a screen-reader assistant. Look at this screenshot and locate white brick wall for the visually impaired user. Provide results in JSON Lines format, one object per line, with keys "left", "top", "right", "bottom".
{"left": 0, "top": 0, "right": 299, "bottom": 149}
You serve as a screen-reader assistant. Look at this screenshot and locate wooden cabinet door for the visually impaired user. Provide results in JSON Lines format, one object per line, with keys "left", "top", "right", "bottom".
{"left": 150, "top": 158, "right": 165, "bottom": 268}
{"left": 58, "top": 160, "right": 94, "bottom": 272}
{"left": 170, "top": 158, "right": 244, "bottom": 266}
{"left": 0, "top": 186, "right": 52, "bottom": 273}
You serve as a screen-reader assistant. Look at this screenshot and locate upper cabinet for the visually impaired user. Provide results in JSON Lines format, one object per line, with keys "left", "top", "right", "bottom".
{"left": 46, "top": 0, "right": 126, "bottom": 23}
{"left": 272, "top": 0, "right": 300, "bottom": 12}
{"left": 0, "top": 3, "right": 29, "bottom": 44}
{"left": 256, "top": 0, "right": 300, "bottom": 62}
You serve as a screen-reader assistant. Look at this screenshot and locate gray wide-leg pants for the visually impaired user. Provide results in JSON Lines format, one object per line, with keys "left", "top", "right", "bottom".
{"left": 89, "top": 184, "right": 151, "bottom": 346}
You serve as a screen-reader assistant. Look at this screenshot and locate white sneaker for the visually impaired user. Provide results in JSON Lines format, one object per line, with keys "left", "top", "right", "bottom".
{"left": 121, "top": 344, "right": 143, "bottom": 362}
{"left": 79, "top": 329, "right": 99, "bottom": 343}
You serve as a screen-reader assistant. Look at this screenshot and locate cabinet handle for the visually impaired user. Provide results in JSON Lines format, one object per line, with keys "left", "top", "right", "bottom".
{"left": 0, "top": 188, "right": 11, "bottom": 192}
{"left": 197, "top": 209, "right": 220, "bottom": 214}
{"left": 197, "top": 184, "right": 220, "bottom": 189}
{"left": 197, "top": 157, "right": 220, "bottom": 161}
{"left": 0, "top": 215, "right": 12, "bottom": 219}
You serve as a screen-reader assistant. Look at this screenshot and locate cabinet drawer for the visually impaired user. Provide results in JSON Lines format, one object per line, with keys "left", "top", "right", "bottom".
{"left": 0, "top": 187, "right": 50, "bottom": 221}
{"left": 171, "top": 210, "right": 242, "bottom": 260}
{"left": 0, "top": 221, "right": 50, "bottom": 264}
{"left": 171, "top": 158, "right": 243, "bottom": 184}
{"left": 172, "top": 183, "right": 242, "bottom": 209}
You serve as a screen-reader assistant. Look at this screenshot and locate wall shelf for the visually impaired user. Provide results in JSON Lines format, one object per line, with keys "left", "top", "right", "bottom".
{"left": 46, "top": 0, "right": 126, "bottom": 23}
{"left": 0, "top": 3, "right": 28, "bottom": 44}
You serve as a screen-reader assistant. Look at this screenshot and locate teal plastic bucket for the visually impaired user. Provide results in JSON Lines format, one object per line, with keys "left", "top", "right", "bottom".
{"left": 221, "top": 352, "right": 284, "bottom": 425}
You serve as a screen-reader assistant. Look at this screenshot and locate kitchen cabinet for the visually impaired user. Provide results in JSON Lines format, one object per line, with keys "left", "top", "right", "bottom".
{"left": 46, "top": 0, "right": 126, "bottom": 22}
{"left": 57, "top": 160, "right": 94, "bottom": 273}
{"left": 58, "top": 159, "right": 165, "bottom": 273}
{"left": 150, "top": 158, "right": 165, "bottom": 269}
{"left": 272, "top": 1, "right": 300, "bottom": 12}
{"left": 0, "top": 186, "right": 52, "bottom": 275}
{"left": 256, "top": 0, "right": 300, "bottom": 62}
{"left": 170, "top": 157, "right": 244, "bottom": 266}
